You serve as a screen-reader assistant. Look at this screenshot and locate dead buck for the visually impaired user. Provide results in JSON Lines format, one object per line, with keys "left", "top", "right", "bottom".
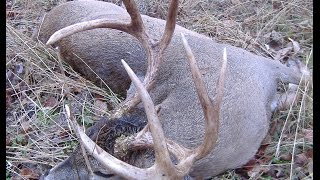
{"left": 36, "top": 0, "right": 307, "bottom": 179}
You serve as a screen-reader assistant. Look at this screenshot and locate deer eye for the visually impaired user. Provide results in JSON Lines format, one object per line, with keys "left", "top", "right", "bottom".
{"left": 93, "top": 171, "right": 115, "bottom": 178}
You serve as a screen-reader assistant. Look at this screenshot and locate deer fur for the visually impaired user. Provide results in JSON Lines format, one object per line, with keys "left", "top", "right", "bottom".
{"left": 37, "top": 0, "right": 303, "bottom": 179}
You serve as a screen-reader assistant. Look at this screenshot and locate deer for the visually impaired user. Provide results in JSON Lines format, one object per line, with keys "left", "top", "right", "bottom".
{"left": 35, "top": 0, "right": 307, "bottom": 179}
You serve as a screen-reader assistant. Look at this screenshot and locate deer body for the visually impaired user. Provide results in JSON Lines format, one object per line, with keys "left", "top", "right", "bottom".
{"left": 38, "top": 1, "right": 301, "bottom": 179}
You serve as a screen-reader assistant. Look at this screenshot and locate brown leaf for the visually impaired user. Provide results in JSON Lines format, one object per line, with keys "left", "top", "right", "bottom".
{"left": 236, "top": 159, "right": 258, "bottom": 178}
{"left": 242, "top": 159, "right": 257, "bottom": 171}
{"left": 269, "top": 119, "right": 279, "bottom": 135}
{"left": 295, "top": 153, "right": 308, "bottom": 167}
{"left": 266, "top": 166, "right": 285, "bottom": 178}
{"left": 279, "top": 153, "right": 292, "bottom": 161}
{"left": 20, "top": 168, "right": 40, "bottom": 179}
{"left": 94, "top": 93, "right": 104, "bottom": 99}
{"left": 59, "top": 129, "right": 72, "bottom": 138}
{"left": 256, "top": 143, "right": 269, "bottom": 158}
{"left": 272, "top": 1, "right": 282, "bottom": 10}
{"left": 305, "top": 148, "right": 313, "bottom": 159}
{"left": 71, "top": 86, "right": 82, "bottom": 94}
{"left": 6, "top": 10, "right": 19, "bottom": 18}
{"left": 44, "top": 96, "right": 58, "bottom": 107}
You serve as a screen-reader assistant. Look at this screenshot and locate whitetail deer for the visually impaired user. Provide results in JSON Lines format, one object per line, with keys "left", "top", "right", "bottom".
{"left": 37, "top": 0, "right": 307, "bottom": 179}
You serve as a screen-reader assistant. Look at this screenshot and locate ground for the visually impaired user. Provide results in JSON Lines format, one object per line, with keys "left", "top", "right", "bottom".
{"left": 6, "top": 0, "right": 313, "bottom": 179}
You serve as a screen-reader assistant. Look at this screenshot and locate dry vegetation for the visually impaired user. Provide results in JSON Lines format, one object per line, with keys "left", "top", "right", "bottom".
{"left": 6, "top": 0, "right": 312, "bottom": 179}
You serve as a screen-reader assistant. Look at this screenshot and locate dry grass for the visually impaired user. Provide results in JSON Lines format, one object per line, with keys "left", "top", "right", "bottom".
{"left": 6, "top": 0, "right": 312, "bottom": 179}
{"left": 6, "top": 23, "right": 122, "bottom": 178}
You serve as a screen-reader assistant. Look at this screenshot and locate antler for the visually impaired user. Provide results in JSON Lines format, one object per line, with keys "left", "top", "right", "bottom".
{"left": 66, "top": 35, "right": 227, "bottom": 179}
{"left": 46, "top": 0, "right": 179, "bottom": 112}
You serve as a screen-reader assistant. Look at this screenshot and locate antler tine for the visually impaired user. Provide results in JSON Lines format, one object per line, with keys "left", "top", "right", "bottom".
{"left": 180, "top": 33, "right": 227, "bottom": 160}
{"left": 121, "top": 59, "right": 177, "bottom": 176}
{"left": 46, "top": 19, "right": 130, "bottom": 46}
{"left": 122, "top": 0, "right": 144, "bottom": 33}
{"left": 159, "top": 0, "right": 179, "bottom": 52}
{"left": 46, "top": 0, "right": 149, "bottom": 48}
{"left": 122, "top": 0, "right": 180, "bottom": 111}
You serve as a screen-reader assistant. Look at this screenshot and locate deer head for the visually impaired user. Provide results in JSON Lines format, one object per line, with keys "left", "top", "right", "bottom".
{"left": 37, "top": 0, "right": 305, "bottom": 179}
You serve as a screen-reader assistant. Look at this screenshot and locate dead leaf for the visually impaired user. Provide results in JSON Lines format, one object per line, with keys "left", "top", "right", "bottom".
{"left": 59, "top": 129, "right": 72, "bottom": 138}
{"left": 71, "top": 86, "right": 82, "bottom": 94}
{"left": 20, "top": 168, "right": 40, "bottom": 179}
{"left": 305, "top": 148, "right": 313, "bottom": 159}
{"left": 269, "top": 119, "right": 279, "bottom": 135}
{"left": 266, "top": 166, "right": 285, "bottom": 178}
{"left": 94, "top": 99, "right": 108, "bottom": 117}
{"left": 256, "top": 143, "right": 269, "bottom": 158}
{"left": 94, "top": 93, "right": 104, "bottom": 99}
{"left": 288, "top": 38, "right": 301, "bottom": 53}
{"left": 272, "top": 1, "right": 282, "bottom": 10}
{"left": 295, "top": 153, "right": 308, "bottom": 167}
{"left": 6, "top": 10, "right": 19, "bottom": 18}
{"left": 242, "top": 159, "right": 257, "bottom": 171}
{"left": 279, "top": 153, "right": 292, "bottom": 161}
{"left": 44, "top": 96, "right": 58, "bottom": 107}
